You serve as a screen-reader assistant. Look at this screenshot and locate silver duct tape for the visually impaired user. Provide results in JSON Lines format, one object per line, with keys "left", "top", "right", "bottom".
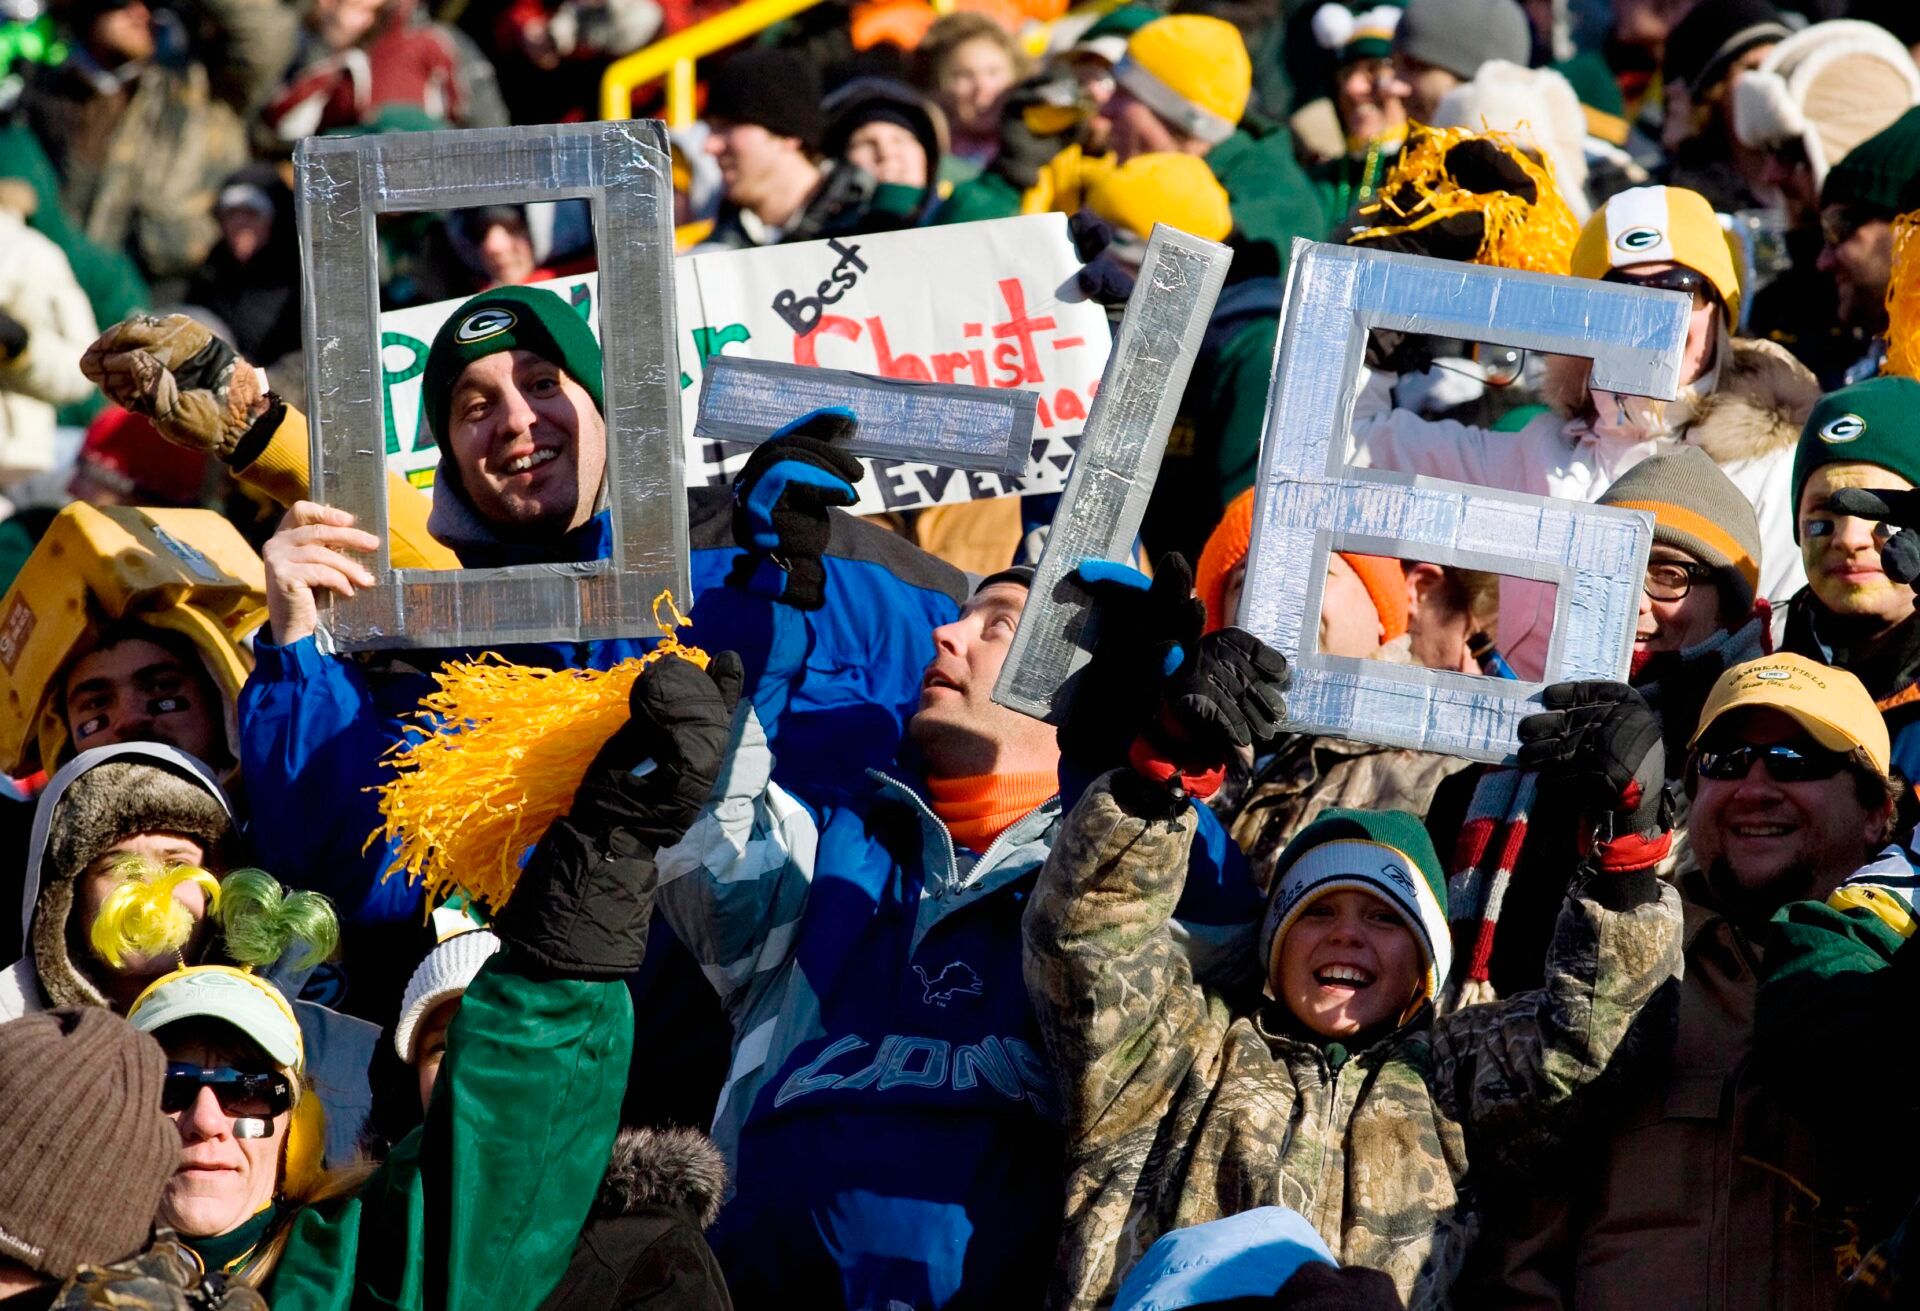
{"left": 297, "top": 121, "right": 689, "bottom": 651}
{"left": 992, "top": 224, "right": 1233, "bottom": 721}
{"left": 1239, "top": 240, "right": 1688, "bottom": 763}
{"left": 695, "top": 355, "right": 1036, "bottom": 476}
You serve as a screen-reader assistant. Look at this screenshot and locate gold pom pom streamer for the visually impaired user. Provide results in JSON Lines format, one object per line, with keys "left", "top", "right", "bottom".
{"left": 90, "top": 854, "right": 223, "bottom": 969}
{"left": 370, "top": 591, "right": 710, "bottom": 911}
{"left": 1884, "top": 209, "right": 1920, "bottom": 380}
{"left": 1350, "top": 125, "right": 1581, "bottom": 275}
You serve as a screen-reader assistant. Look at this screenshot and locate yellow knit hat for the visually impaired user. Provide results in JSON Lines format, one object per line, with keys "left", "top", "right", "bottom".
{"left": 1570, "top": 185, "right": 1742, "bottom": 322}
{"left": 1087, "top": 152, "right": 1233, "bottom": 248}
{"left": 1114, "top": 15, "right": 1250, "bottom": 146}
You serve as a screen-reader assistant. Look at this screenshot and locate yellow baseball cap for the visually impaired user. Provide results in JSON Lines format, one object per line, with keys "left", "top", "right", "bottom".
{"left": 1690, "top": 653, "right": 1891, "bottom": 777}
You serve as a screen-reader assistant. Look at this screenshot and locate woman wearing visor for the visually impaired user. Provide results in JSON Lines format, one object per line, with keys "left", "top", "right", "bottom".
{"left": 1348, "top": 183, "right": 1817, "bottom": 677}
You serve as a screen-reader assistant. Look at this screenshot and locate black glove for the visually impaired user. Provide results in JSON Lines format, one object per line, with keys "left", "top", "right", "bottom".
{"left": 727, "top": 410, "right": 865, "bottom": 610}
{"left": 992, "top": 69, "right": 1093, "bottom": 191}
{"left": 1347, "top": 133, "right": 1535, "bottom": 268}
{"left": 496, "top": 652, "right": 746, "bottom": 979}
{"left": 1443, "top": 135, "right": 1538, "bottom": 204}
{"left": 1148, "top": 627, "right": 1290, "bottom": 771}
{"left": 1068, "top": 209, "right": 1137, "bottom": 307}
{"left": 1058, "top": 554, "right": 1207, "bottom": 774}
{"left": 1271, "top": 1259, "right": 1404, "bottom": 1310}
{"left": 0, "top": 307, "right": 26, "bottom": 360}
{"left": 1826, "top": 487, "right": 1920, "bottom": 588}
{"left": 1517, "top": 681, "right": 1665, "bottom": 837}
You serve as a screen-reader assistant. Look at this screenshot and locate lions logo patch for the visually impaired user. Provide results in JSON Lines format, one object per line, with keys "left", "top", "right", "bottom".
{"left": 1819, "top": 413, "right": 1866, "bottom": 444}
{"left": 1614, "top": 226, "right": 1663, "bottom": 253}
{"left": 455, "top": 308, "right": 517, "bottom": 344}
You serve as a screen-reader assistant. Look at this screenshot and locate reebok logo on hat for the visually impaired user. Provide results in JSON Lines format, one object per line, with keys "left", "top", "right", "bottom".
{"left": 1615, "top": 226, "right": 1663, "bottom": 253}
{"left": 1819, "top": 413, "right": 1866, "bottom": 444}
{"left": 455, "top": 308, "right": 517, "bottom": 343}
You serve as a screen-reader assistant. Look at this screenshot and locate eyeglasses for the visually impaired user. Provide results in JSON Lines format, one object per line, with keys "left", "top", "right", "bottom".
{"left": 1603, "top": 265, "right": 1716, "bottom": 305}
{"left": 162, "top": 1064, "right": 293, "bottom": 1119}
{"left": 1644, "top": 560, "right": 1719, "bottom": 602}
{"left": 1695, "top": 742, "right": 1853, "bottom": 783}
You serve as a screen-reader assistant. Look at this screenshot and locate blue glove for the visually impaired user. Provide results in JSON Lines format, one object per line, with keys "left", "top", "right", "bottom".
{"left": 727, "top": 408, "right": 864, "bottom": 610}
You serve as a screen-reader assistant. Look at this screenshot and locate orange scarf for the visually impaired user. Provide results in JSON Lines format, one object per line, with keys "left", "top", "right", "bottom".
{"left": 924, "top": 772, "right": 1057, "bottom": 854}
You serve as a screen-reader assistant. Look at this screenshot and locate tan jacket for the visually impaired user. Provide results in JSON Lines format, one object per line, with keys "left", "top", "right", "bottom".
{"left": 1470, "top": 875, "right": 1851, "bottom": 1311}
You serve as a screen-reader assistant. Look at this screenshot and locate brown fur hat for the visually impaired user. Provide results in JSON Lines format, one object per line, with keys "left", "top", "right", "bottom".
{"left": 30, "top": 752, "right": 234, "bottom": 1008}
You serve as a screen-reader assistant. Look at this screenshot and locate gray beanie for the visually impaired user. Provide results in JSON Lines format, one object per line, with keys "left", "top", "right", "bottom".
{"left": 0, "top": 1008, "right": 178, "bottom": 1280}
{"left": 1395, "top": 0, "right": 1532, "bottom": 82}
{"left": 1598, "top": 446, "right": 1763, "bottom": 615}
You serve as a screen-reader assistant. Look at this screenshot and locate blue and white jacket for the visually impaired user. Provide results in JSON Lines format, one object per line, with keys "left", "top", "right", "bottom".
{"left": 238, "top": 487, "right": 969, "bottom": 928}
{"left": 657, "top": 603, "right": 1262, "bottom": 1309}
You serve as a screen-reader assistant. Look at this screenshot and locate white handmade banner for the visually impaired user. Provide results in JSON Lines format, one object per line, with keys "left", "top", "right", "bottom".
{"left": 375, "top": 214, "right": 1108, "bottom": 516}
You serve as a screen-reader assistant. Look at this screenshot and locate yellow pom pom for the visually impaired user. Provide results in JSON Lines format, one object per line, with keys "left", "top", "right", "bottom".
{"left": 89, "top": 855, "right": 223, "bottom": 969}
{"left": 1351, "top": 126, "right": 1581, "bottom": 276}
{"left": 1884, "top": 210, "right": 1920, "bottom": 381}
{"left": 371, "top": 591, "right": 710, "bottom": 911}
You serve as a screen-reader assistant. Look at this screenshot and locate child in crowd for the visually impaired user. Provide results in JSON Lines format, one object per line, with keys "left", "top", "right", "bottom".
{"left": 1024, "top": 630, "right": 1683, "bottom": 1308}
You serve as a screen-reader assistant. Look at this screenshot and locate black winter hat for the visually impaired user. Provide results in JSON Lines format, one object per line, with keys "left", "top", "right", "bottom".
{"left": 706, "top": 49, "right": 826, "bottom": 154}
{"left": 1662, "top": 0, "right": 1791, "bottom": 96}
{"left": 822, "top": 77, "right": 947, "bottom": 181}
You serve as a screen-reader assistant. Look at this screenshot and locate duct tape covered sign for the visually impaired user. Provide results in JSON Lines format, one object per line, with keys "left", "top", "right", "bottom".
{"left": 376, "top": 214, "right": 1108, "bottom": 515}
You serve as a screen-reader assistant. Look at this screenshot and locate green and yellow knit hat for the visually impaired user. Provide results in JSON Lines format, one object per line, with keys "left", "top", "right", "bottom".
{"left": 1311, "top": 3, "right": 1405, "bottom": 66}
{"left": 421, "top": 285, "right": 604, "bottom": 466}
{"left": 1791, "top": 375, "right": 1920, "bottom": 538}
{"left": 1260, "top": 808, "right": 1451, "bottom": 1009}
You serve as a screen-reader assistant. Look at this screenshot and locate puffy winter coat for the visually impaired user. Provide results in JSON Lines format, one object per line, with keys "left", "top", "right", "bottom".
{"left": 0, "top": 208, "right": 100, "bottom": 479}
{"left": 1023, "top": 772, "right": 1683, "bottom": 1310}
{"left": 651, "top": 602, "right": 1262, "bottom": 1308}
{"left": 1351, "top": 338, "right": 1816, "bottom": 677}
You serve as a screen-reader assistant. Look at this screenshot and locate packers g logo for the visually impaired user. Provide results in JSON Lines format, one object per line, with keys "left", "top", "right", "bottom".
{"left": 1614, "top": 226, "right": 1663, "bottom": 253}
{"left": 455, "top": 308, "right": 516, "bottom": 343}
{"left": 1819, "top": 413, "right": 1866, "bottom": 444}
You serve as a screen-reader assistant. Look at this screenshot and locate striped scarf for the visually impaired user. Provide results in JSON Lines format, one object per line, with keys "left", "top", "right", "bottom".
{"left": 1443, "top": 767, "right": 1539, "bottom": 1012}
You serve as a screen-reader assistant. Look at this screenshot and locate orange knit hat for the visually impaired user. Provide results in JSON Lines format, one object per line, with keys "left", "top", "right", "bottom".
{"left": 1194, "top": 488, "right": 1410, "bottom": 642}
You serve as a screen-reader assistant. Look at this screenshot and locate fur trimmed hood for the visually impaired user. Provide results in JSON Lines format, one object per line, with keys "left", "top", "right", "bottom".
{"left": 1677, "top": 336, "right": 1820, "bottom": 466}
{"left": 1541, "top": 335, "right": 1817, "bottom": 466}
{"left": 593, "top": 1127, "right": 728, "bottom": 1229}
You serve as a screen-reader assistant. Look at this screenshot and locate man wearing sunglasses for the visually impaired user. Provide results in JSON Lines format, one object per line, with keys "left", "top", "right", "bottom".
{"left": 1470, "top": 652, "right": 1901, "bottom": 1308}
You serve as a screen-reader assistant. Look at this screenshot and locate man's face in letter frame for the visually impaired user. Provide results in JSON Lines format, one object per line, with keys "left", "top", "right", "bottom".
{"left": 424, "top": 286, "right": 610, "bottom": 543}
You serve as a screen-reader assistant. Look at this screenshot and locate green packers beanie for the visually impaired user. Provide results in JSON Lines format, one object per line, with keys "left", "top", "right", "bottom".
{"left": 1821, "top": 105, "right": 1920, "bottom": 217}
{"left": 1599, "top": 445, "right": 1762, "bottom": 612}
{"left": 1791, "top": 375, "right": 1920, "bottom": 539}
{"left": 421, "top": 285, "right": 604, "bottom": 470}
{"left": 1260, "top": 808, "right": 1451, "bottom": 1007}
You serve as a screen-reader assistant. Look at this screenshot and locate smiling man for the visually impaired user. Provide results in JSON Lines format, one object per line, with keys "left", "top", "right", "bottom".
{"left": 1783, "top": 376, "right": 1920, "bottom": 786}
{"left": 1470, "top": 652, "right": 1898, "bottom": 1309}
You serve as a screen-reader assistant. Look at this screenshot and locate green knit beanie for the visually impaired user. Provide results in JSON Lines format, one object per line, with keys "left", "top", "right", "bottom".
{"left": 421, "top": 285, "right": 604, "bottom": 471}
{"left": 1822, "top": 105, "right": 1920, "bottom": 217}
{"left": 1259, "top": 808, "right": 1451, "bottom": 1008}
{"left": 1791, "top": 375, "right": 1920, "bottom": 539}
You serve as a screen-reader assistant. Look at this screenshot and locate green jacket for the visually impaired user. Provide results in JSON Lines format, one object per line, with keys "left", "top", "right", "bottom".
{"left": 1022, "top": 774, "right": 1683, "bottom": 1310}
{"left": 267, "top": 961, "right": 632, "bottom": 1311}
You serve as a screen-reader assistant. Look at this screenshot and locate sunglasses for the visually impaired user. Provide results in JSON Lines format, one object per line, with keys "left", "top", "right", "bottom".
{"left": 162, "top": 1064, "right": 293, "bottom": 1119}
{"left": 1602, "top": 265, "right": 1715, "bottom": 303}
{"left": 1695, "top": 742, "right": 1853, "bottom": 783}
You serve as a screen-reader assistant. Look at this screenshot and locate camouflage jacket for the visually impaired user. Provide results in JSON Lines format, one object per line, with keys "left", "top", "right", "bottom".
{"left": 53, "top": 1236, "right": 266, "bottom": 1311}
{"left": 1021, "top": 772, "right": 1683, "bottom": 1310}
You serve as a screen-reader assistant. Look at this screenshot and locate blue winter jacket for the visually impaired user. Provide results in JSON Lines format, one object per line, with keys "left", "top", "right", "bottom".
{"left": 656, "top": 599, "right": 1262, "bottom": 1309}
{"left": 238, "top": 487, "right": 970, "bottom": 928}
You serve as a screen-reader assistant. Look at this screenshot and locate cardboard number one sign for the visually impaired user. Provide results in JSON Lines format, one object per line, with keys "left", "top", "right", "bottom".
{"left": 993, "top": 224, "right": 1234, "bottom": 721}
{"left": 1238, "top": 240, "right": 1692, "bottom": 763}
